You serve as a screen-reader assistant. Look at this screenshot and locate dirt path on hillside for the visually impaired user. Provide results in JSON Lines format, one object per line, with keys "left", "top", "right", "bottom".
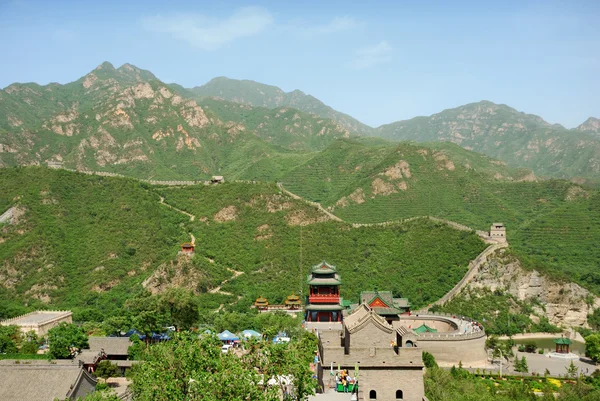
{"left": 277, "top": 183, "right": 343, "bottom": 222}
{"left": 158, "top": 196, "right": 195, "bottom": 222}
{"left": 209, "top": 268, "right": 244, "bottom": 296}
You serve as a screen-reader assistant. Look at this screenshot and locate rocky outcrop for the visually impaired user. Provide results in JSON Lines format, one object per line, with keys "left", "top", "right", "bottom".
{"left": 467, "top": 249, "right": 600, "bottom": 328}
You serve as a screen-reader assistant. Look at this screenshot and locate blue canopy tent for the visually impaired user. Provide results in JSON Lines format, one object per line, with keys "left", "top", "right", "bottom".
{"left": 218, "top": 330, "right": 240, "bottom": 344}
{"left": 241, "top": 329, "right": 262, "bottom": 340}
{"left": 273, "top": 332, "right": 290, "bottom": 344}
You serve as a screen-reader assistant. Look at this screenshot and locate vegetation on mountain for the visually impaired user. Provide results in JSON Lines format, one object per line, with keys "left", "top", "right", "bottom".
{"left": 189, "top": 76, "right": 373, "bottom": 135}
{"left": 375, "top": 101, "right": 600, "bottom": 184}
{"left": 431, "top": 288, "right": 561, "bottom": 336}
{"left": 0, "top": 167, "right": 486, "bottom": 321}
{"left": 156, "top": 180, "right": 486, "bottom": 309}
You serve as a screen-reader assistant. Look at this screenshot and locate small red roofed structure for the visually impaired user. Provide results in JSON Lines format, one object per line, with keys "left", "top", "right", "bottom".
{"left": 180, "top": 242, "right": 195, "bottom": 254}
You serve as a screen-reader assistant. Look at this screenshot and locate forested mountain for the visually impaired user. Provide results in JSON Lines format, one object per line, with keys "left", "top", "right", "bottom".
{"left": 0, "top": 167, "right": 486, "bottom": 319}
{"left": 189, "top": 76, "right": 373, "bottom": 135}
{"left": 375, "top": 101, "right": 600, "bottom": 184}
{"left": 0, "top": 63, "right": 350, "bottom": 180}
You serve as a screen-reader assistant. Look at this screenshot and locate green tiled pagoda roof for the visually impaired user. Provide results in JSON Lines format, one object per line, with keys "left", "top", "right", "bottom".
{"left": 307, "top": 277, "right": 342, "bottom": 286}
{"left": 414, "top": 324, "right": 438, "bottom": 333}
{"left": 310, "top": 261, "right": 337, "bottom": 274}
{"left": 304, "top": 304, "right": 344, "bottom": 311}
{"left": 553, "top": 338, "right": 572, "bottom": 345}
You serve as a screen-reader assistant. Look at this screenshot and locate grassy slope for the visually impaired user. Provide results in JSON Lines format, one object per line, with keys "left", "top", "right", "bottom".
{"left": 0, "top": 167, "right": 226, "bottom": 319}
{"left": 0, "top": 168, "right": 487, "bottom": 318}
{"left": 147, "top": 182, "right": 487, "bottom": 309}
{"left": 280, "top": 139, "right": 600, "bottom": 293}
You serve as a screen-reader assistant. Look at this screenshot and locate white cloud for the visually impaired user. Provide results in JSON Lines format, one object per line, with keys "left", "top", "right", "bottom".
{"left": 141, "top": 6, "right": 273, "bottom": 51}
{"left": 298, "top": 16, "right": 361, "bottom": 38}
{"left": 349, "top": 40, "right": 393, "bottom": 70}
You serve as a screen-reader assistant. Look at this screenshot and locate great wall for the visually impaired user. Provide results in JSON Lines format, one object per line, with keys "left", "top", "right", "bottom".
{"left": 6, "top": 165, "right": 509, "bottom": 314}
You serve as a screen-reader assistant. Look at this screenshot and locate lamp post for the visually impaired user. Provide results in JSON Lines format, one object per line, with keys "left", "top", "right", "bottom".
{"left": 498, "top": 349, "right": 503, "bottom": 379}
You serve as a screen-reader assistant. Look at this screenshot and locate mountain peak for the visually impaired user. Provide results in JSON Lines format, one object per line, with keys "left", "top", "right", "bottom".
{"left": 81, "top": 62, "right": 157, "bottom": 88}
{"left": 96, "top": 61, "right": 116, "bottom": 71}
{"left": 576, "top": 117, "right": 600, "bottom": 135}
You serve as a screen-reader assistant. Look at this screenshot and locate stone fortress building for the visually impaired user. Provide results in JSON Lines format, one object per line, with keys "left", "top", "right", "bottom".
{"left": 0, "top": 310, "right": 72, "bottom": 336}
{"left": 310, "top": 261, "right": 488, "bottom": 400}
{"left": 318, "top": 304, "right": 425, "bottom": 401}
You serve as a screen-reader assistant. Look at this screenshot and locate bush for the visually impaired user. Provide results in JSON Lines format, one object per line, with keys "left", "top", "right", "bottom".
{"left": 423, "top": 351, "right": 438, "bottom": 369}
{"left": 95, "top": 360, "right": 119, "bottom": 379}
{"left": 524, "top": 341, "right": 537, "bottom": 353}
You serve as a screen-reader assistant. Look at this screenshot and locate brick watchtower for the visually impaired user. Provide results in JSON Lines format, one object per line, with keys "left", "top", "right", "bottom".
{"left": 304, "top": 261, "right": 343, "bottom": 322}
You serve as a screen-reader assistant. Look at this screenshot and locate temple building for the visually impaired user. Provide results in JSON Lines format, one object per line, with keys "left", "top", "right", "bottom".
{"left": 284, "top": 293, "right": 302, "bottom": 310}
{"left": 305, "top": 261, "right": 344, "bottom": 323}
{"left": 359, "top": 291, "right": 410, "bottom": 324}
{"left": 0, "top": 362, "right": 97, "bottom": 401}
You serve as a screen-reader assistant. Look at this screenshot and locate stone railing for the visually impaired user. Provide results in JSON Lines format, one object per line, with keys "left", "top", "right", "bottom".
{"left": 0, "top": 310, "right": 71, "bottom": 325}
{"left": 415, "top": 330, "right": 485, "bottom": 341}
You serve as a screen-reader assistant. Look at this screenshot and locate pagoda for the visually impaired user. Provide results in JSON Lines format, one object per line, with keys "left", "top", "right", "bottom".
{"left": 304, "top": 261, "right": 344, "bottom": 322}
{"left": 284, "top": 293, "right": 302, "bottom": 310}
{"left": 254, "top": 296, "right": 269, "bottom": 310}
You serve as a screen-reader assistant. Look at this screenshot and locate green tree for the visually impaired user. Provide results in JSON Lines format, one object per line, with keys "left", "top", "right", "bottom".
{"left": 102, "top": 315, "right": 132, "bottom": 337}
{"left": 423, "top": 351, "right": 438, "bottom": 369}
{"left": 20, "top": 331, "right": 40, "bottom": 354}
{"left": 129, "top": 333, "right": 279, "bottom": 401}
{"left": 47, "top": 323, "right": 89, "bottom": 359}
{"left": 0, "top": 325, "right": 19, "bottom": 354}
{"left": 95, "top": 360, "right": 119, "bottom": 379}
{"left": 516, "top": 356, "right": 528, "bottom": 373}
{"left": 586, "top": 334, "right": 600, "bottom": 364}
{"left": 125, "top": 292, "right": 168, "bottom": 342}
{"left": 160, "top": 288, "right": 199, "bottom": 331}
{"left": 566, "top": 360, "right": 578, "bottom": 379}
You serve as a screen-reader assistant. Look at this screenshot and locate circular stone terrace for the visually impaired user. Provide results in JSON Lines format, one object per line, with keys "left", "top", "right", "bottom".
{"left": 395, "top": 311, "right": 485, "bottom": 339}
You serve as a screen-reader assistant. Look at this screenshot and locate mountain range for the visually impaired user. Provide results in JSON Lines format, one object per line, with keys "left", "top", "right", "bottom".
{"left": 0, "top": 61, "right": 599, "bottom": 185}
{"left": 1, "top": 63, "right": 599, "bottom": 319}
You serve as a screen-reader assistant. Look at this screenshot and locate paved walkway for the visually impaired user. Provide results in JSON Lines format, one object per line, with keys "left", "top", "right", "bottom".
{"left": 308, "top": 390, "right": 352, "bottom": 401}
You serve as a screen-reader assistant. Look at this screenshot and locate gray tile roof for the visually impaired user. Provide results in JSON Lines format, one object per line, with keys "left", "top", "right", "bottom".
{"left": 88, "top": 337, "right": 132, "bottom": 356}
{"left": 0, "top": 364, "right": 96, "bottom": 401}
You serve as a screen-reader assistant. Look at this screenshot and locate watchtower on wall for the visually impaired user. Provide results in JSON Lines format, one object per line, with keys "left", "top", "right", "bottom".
{"left": 304, "top": 261, "right": 344, "bottom": 322}
{"left": 489, "top": 223, "right": 507, "bottom": 243}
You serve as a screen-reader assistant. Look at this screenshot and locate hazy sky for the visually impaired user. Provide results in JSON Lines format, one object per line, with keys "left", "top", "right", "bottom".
{"left": 1, "top": 0, "right": 598, "bottom": 128}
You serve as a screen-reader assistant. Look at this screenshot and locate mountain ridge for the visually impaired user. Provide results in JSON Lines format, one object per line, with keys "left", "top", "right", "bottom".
{"left": 2, "top": 61, "right": 599, "bottom": 184}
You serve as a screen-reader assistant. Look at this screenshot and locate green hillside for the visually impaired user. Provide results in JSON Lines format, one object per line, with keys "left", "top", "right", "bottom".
{"left": 0, "top": 167, "right": 487, "bottom": 319}
{"left": 375, "top": 101, "right": 600, "bottom": 184}
{"left": 279, "top": 139, "right": 600, "bottom": 293}
{"left": 0, "top": 63, "right": 347, "bottom": 180}
{"left": 189, "top": 76, "right": 373, "bottom": 135}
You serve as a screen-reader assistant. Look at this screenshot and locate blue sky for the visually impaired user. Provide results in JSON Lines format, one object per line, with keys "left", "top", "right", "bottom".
{"left": 0, "top": 0, "right": 598, "bottom": 128}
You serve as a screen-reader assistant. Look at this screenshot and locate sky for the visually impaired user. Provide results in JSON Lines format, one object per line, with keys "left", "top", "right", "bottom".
{"left": 0, "top": 0, "right": 598, "bottom": 128}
